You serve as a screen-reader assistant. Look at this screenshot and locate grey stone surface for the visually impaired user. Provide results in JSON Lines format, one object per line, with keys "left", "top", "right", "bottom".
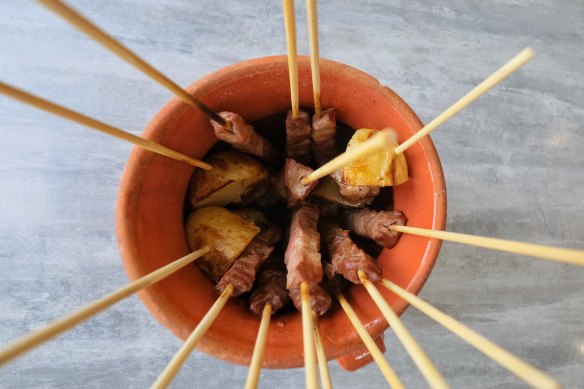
{"left": 0, "top": 0, "right": 583, "bottom": 388}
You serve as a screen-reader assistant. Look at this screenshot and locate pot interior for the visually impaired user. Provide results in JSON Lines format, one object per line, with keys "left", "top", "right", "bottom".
{"left": 116, "top": 56, "right": 446, "bottom": 368}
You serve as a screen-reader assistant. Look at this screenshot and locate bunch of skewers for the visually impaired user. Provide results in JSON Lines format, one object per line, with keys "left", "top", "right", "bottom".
{"left": 0, "top": 1, "right": 583, "bottom": 389}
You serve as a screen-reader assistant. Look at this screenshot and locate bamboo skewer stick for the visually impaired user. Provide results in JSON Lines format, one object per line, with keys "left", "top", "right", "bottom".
{"left": 336, "top": 292, "right": 404, "bottom": 389}
{"left": 282, "top": 0, "right": 300, "bottom": 118}
{"left": 0, "top": 82, "right": 212, "bottom": 170}
{"left": 306, "top": 0, "right": 321, "bottom": 117}
{"left": 312, "top": 312, "right": 332, "bottom": 389}
{"left": 301, "top": 48, "right": 535, "bottom": 184}
{"left": 391, "top": 225, "right": 584, "bottom": 266}
{"left": 244, "top": 304, "right": 272, "bottom": 389}
{"left": 358, "top": 271, "right": 448, "bottom": 389}
{"left": 37, "top": 0, "right": 227, "bottom": 127}
{"left": 380, "top": 279, "right": 561, "bottom": 389}
{"left": 151, "top": 284, "right": 234, "bottom": 389}
{"left": 301, "top": 283, "right": 318, "bottom": 389}
{"left": 0, "top": 247, "right": 210, "bottom": 366}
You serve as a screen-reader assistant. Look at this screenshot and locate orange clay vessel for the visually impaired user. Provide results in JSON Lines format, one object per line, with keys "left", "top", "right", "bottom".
{"left": 116, "top": 56, "right": 446, "bottom": 370}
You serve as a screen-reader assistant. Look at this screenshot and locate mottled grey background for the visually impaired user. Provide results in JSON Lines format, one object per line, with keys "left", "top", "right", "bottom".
{"left": 0, "top": 0, "right": 583, "bottom": 388}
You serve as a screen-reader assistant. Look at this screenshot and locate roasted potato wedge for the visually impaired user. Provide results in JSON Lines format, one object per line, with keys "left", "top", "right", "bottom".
{"left": 185, "top": 206, "right": 260, "bottom": 280}
{"left": 189, "top": 150, "right": 269, "bottom": 209}
{"left": 341, "top": 128, "right": 408, "bottom": 187}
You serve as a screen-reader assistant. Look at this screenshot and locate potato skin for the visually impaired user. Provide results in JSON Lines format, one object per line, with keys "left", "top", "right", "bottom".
{"left": 189, "top": 150, "right": 268, "bottom": 209}
{"left": 341, "top": 128, "right": 408, "bottom": 187}
{"left": 185, "top": 207, "right": 260, "bottom": 280}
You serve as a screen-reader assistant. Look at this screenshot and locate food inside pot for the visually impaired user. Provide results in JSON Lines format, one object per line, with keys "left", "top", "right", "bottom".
{"left": 185, "top": 109, "right": 408, "bottom": 318}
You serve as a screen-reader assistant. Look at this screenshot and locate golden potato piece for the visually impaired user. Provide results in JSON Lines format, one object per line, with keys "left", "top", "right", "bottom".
{"left": 185, "top": 207, "right": 260, "bottom": 280}
{"left": 189, "top": 150, "right": 268, "bottom": 209}
{"left": 341, "top": 128, "right": 408, "bottom": 187}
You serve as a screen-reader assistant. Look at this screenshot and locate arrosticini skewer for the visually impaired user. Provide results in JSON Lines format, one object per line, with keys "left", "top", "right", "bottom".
{"left": 390, "top": 225, "right": 584, "bottom": 266}
{"left": 358, "top": 271, "right": 449, "bottom": 389}
{"left": 37, "top": 0, "right": 228, "bottom": 127}
{"left": 302, "top": 47, "right": 535, "bottom": 184}
{"left": 301, "top": 283, "right": 319, "bottom": 389}
{"left": 380, "top": 279, "right": 561, "bottom": 389}
{"left": 336, "top": 292, "right": 404, "bottom": 389}
{"left": 306, "top": 0, "right": 321, "bottom": 117}
{"left": 312, "top": 311, "right": 332, "bottom": 389}
{"left": 244, "top": 304, "right": 272, "bottom": 389}
{"left": 283, "top": 0, "right": 300, "bottom": 119}
{"left": 0, "top": 83, "right": 211, "bottom": 170}
{"left": 0, "top": 247, "right": 209, "bottom": 366}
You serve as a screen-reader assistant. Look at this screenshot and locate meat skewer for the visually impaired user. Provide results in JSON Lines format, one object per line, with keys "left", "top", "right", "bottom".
{"left": 216, "top": 225, "right": 282, "bottom": 297}
{"left": 301, "top": 48, "right": 536, "bottom": 185}
{"left": 286, "top": 110, "right": 313, "bottom": 165}
{"left": 381, "top": 278, "right": 560, "bottom": 389}
{"left": 284, "top": 159, "right": 319, "bottom": 200}
{"left": 336, "top": 292, "right": 404, "bottom": 388}
{"left": 0, "top": 247, "right": 209, "bottom": 366}
{"left": 211, "top": 111, "right": 279, "bottom": 164}
{"left": 344, "top": 209, "right": 406, "bottom": 249}
{"left": 358, "top": 271, "right": 448, "bottom": 389}
{"left": 311, "top": 108, "right": 338, "bottom": 166}
{"left": 38, "top": 0, "right": 227, "bottom": 127}
{"left": 250, "top": 259, "right": 291, "bottom": 317}
{"left": 0, "top": 83, "right": 211, "bottom": 170}
{"left": 244, "top": 303, "right": 272, "bottom": 389}
{"left": 331, "top": 170, "right": 380, "bottom": 204}
{"left": 321, "top": 221, "right": 381, "bottom": 283}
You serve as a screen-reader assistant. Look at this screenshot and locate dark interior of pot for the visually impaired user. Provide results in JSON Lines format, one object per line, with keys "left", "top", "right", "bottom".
{"left": 116, "top": 56, "right": 447, "bottom": 368}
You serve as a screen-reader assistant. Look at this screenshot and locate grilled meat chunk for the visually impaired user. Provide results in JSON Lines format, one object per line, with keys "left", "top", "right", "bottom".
{"left": 344, "top": 209, "right": 406, "bottom": 249}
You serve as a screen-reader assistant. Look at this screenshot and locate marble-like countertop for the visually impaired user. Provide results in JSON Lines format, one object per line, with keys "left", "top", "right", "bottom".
{"left": 0, "top": 1, "right": 582, "bottom": 388}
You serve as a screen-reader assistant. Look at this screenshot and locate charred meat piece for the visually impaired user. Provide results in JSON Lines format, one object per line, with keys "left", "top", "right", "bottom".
{"left": 288, "top": 283, "right": 332, "bottom": 316}
{"left": 311, "top": 108, "right": 338, "bottom": 166}
{"left": 344, "top": 209, "right": 406, "bottom": 249}
{"left": 284, "top": 159, "right": 319, "bottom": 201}
{"left": 322, "top": 222, "right": 380, "bottom": 283}
{"left": 285, "top": 110, "right": 312, "bottom": 165}
{"left": 272, "top": 172, "right": 301, "bottom": 208}
{"left": 285, "top": 204, "right": 323, "bottom": 289}
{"left": 250, "top": 259, "right": 291, "bottom": 317}
{"left": 331, "top": 170, "right": 380, "bottom": 204}
{"left": 211, "top": 111, "right": 279, "bottom": 163}
{"left": 216, "top": 225, "right": 282, "bottom": 296}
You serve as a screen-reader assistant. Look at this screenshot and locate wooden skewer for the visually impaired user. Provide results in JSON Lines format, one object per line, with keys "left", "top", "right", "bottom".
{"left": 306, "top": 0, "right": 321, "bottom": 117}
{"left": 301, "top": 48, "right": 535, "bottom": 184}
{"left": 391, "top": 225, "right": 584, "bottom": 266}
{"left": 301, "top": 283, "right": 318, "bottom": 389}
{"left": 244, "top": 303, "right": 272, "bottom": 389}
{"left": 0, "top": 247, "right": 209, "bottom": 366}
{"left": 358, "top": 271, "right": 449, "bottom": 389}
{"left": 336, "top": 292, "right": 404, "bottom": 389}
{"left": 37, "top": 0, "right": 227, "bottom": 127}
{"left": 312, "top": 312, "right": 332, "bottom": 389}
{"left": 380, "top": 279, "right": 561, "bottom": 389}
{"left": 282, "top": 0, "right": 300, "bottom": 118}
{"left": 0, "top": 82, "right": 212, "bottom": 170}
{"left": 151, "top": 284, "right": 234, "bottom": 389}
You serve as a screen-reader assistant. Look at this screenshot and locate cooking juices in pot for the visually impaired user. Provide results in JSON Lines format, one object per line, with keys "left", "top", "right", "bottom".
{"left": 184, "top": 110, "right": 406, "bottom": 318}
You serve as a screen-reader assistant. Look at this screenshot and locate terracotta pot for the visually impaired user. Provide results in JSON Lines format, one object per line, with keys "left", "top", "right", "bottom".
{"left": 116, "top": 56, "right": 446, "bottom": 369}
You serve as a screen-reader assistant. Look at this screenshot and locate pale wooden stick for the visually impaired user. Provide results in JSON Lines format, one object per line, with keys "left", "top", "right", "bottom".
{"left": 244, "top": 303, "right": 272, "bottom": 389}
{"left": 301, "top": 129, "right": 394, "bottom": 184}
{"left": 391, "top": 225, "right": 584, "bottom": 266}
{"left": 306, "top": 0, "right": 321, "bottom": 117}
{"left": 0, "top": 82, "right": 212, "bottom": 170}
{"left": 380, "top": 279, "right": 560, "bottom": 389}
{"left": 395, "top": 48, "right": 534, "bottom": 154}
{"left": 37, "top": 0, "right": 227, "bottom": 126}
{"left": 151, "top": 284, "right": 234, "bottom": 389}
{"left": 282, "top": 0, "right": 300, "bottom": 118}
{"left": 301, "top": 283, "right": 318, "bottom": 389}
{"left": 336, "top": 292, "right": 404, "bottom": 389}
{"left": 0, "top": 247, "right": 209, "bottom": 366}
{"left": 302, "top": 48, "right": 535, "bottom": 184}
{"left": 358, "top": 271, "right": 448, "bottom": 389}
{"left": 312, "top": 312, "right": 332, "bottom": 389}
